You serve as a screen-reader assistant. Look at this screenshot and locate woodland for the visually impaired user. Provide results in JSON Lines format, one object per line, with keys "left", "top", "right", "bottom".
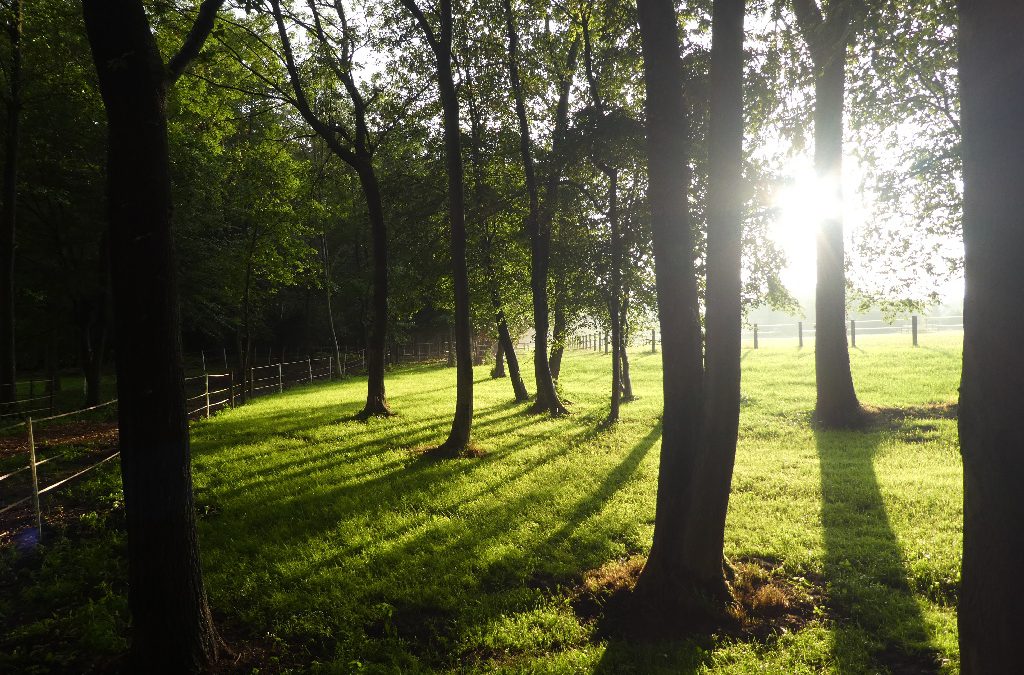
{"left": 0, "top": 0, "right": 1020, "bottom": 673}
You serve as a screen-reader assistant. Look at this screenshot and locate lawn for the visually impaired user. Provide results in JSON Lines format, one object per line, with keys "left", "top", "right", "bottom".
{"left": 0, "top": 334, "right": 964, "bottom": 673}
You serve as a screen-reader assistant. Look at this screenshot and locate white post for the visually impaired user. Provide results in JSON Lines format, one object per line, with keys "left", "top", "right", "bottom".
{"left": 204, "top": 373, "right": 210, "bottom": 418}
{"left": 28, "top": 418, "right": 42, "bottom": 542}
{"left": 308, "top": 356, "right": 313, "bottom": 383}
{"left": 277, "top": 363, "right": 283, "bottom": 393}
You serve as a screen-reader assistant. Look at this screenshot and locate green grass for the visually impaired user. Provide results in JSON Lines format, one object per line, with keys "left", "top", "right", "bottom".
{"left": 0, "top": 334, "right": 964, "bottom": 673}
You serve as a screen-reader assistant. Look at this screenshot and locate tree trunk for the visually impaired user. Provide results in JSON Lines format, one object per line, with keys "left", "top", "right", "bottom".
{"left": 0, "top": 0, "right": 21, "bottom": 405}
{"left": 491, "top": 337, "right": 506, "bottom": 377}
{"left": 957, "top": 2, "right": 1024, "bottom": 671}
{"left": 320, "top": 233, "right": 343, "bottom": 378}
{"left": 633, "top": 0, "right": 706, "bottom": 608}
{"left": 811, "top": 25, "right": 860, "bottom": 428}
{"left": 620, "top": 299, "right": 634, "bottom": 401}
{"left": 633, "top": 0, "right": 745, "bottom": 615}
{"left": 356, "top": 162, "right": 392, "bottom": 417}
{"left": 503, "top": 0, "right": 568, "bottom": 415}
{"left": 549, "top": 283, "right": 566, "bottom": 380}
{"left": 679, "top": 0, "right": 746, "bottom": 590}
{"left": 82, "top": 1, "right": 220, "bottom": 670}
{"left": 433, "top": 1, "right": 474, "bottom": 453}
{"left": 608, "top": 169, "right": 622, "bottom": 423}
{"left": 495, "top": 311, "right": 528, "bottom": 401}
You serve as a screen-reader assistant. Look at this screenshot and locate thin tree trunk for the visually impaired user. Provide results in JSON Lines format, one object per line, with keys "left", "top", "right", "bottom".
{"left": 0, "top": 0, "right": 21, "bottom": 405}
{"left": 503, "top": 0, "right": 569, "bottom": 415}
{"left": 492, "top": 337, "right": 506, "bottom": 377}
{"left": 812, "top": 46, "right": 860, "bottom": 428}
{"left": 620, "top": 298, "right": 634, "bottom": 401}
{"left": 549, "top": 283, "right": 566, "bottom": 380}
{"left": 82, "top": 1, "right": 221, "bottom": 669}
{"left": 607, "top": 169, "right": 622, "bottom": 423}
{"left": 957, "top": 2, "right": 1024, "bottom": 670}
{"left": 320, "top": 233, "right": 343, "bottom": 377}
{"left": 357, "top": 162, "right": 392, "bottom": 417}
{"left": 494, "top": 308, "right": 528, "bottom": 401}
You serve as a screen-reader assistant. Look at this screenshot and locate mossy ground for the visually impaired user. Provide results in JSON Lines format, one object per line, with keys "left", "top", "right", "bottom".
{"left": 0, "top": 334, "right": 963, "bottom": 673}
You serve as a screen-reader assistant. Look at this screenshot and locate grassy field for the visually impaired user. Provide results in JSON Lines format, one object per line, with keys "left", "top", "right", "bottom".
{"left": 0, "top": 334, "right": 963, "bottom": 673}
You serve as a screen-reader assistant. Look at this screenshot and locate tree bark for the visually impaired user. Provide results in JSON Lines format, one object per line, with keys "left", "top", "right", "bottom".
{"left": 503, "top": 0, "right": 569, "bottom": 415}
{"left": 82, "top": 1, "right": 222, "bottom": 670}
{"left": 0, "top": 0, "right": 21, "bottom": 405}
{"left": 791, "top": 0, "right": 861, "bottom": 427}
{"left": 356, "top": 162, "right": 392, "bottom": 417}
{"left": 811, "top": 48, "right": 860, "bottom": 427}
{"left": 548, "top": 283, "right": 566, "bottom": 380}
{"left": 491, "top": 336, "right": 506, "bottom": 377}
{"left": 957, "top": 2, "right": 1024, "bottom": 671}
{"left": 680, "top": 0, "right": 746, "bottom": 589}
{"left": 607, "top": 169, "right": 622, "bottom": 423}
{"left": 633, "top": 0, "right": 745, "bottom": 614}
{"left": 620, "top": 298, "right": 634, "bottom": 401}
{"left": 320, "top": 233, "right": 343, "bottom": 378}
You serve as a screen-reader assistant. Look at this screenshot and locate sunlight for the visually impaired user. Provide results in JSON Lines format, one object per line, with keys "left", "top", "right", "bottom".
{"left": 769, "top": 161, "right": 856, "bottom": 296}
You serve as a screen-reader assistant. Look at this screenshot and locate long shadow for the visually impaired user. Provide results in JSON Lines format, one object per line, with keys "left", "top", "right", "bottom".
{"left": 816, "top": 428, "right": 940, "bottom": 672}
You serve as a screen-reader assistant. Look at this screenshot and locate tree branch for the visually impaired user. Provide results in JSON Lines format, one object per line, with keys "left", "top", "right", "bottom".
{"left": 166, "top": 0, "right": 226, "bottom": 85}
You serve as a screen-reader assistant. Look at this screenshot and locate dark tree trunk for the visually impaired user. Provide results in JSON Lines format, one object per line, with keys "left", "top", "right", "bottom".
{"left": 680, "top": 0, "right": 746, "bottom": 589}
{"left": 491, "top": 337, "right": 506, "bottom": 377}
{"left": 496, "top": 315, "right": 528, "bottom": 401}
{"left": 620, "top": 299, "right": 634, "bottom": 401}
{"left": 633, "top": 0, "right": 745, "bottom": 614}
{"left": 633, "top": 0, "right": 705, "bottom": 605}
{"left": 548, "top": 283, "right": 566, "bottom": 380}
{"left": 427, "top": 0, "right": 474, "bottom": 453}
{"left": 957, "top": 2, "right": 1024, "bottom": 671}
{"left": 82, "top": 1, "right": 221, "bottom": 670}
{"left": 811, "top": 47, "right": 860, "bottom": 428}
{"left": 503, "top": 0, "right": 569, "bottom": 415}
{"left": 607, "top": 169, "right": 622, "bottom": 423}
{"left": 0, "top": 0, "right": 21, "bottom": 405}
{"left": 356, "top": 162, "right": 392, "bottom": 417}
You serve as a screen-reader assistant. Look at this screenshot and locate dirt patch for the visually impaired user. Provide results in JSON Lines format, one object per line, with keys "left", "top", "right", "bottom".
{"left": 862, "top": 402, "right": 957, "bottom": 430}
{"left": 875, "top": 642, "right": 945, "bottom": 674}
{"left": 0, "top": 420, "right": 118, "bottom": 459}
{"left": 571, "top": 555, "right": 825, "bottom": 643}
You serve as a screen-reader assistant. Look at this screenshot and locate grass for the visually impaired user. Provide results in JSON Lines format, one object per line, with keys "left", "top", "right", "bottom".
{"left": 0, "top": 334, "right": 963, "bottom": 673}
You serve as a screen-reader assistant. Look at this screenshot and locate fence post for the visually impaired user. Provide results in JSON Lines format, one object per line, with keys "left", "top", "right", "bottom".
{"left": 912, "top": 315, "right": 919, "bottom": 346}
{"left": 28, "top": 417, "right": 42, "bottom": 542}
{"left": 204, "top": 373, "right": 210, "bottom": 419}
{"left": 753, "top": 324, "right": 759, "bottom": 349}
{"left": 201, "top": 350, "right": 206, "bottom": 373}
{"left": 277, "top": 363, "right": 283, "bottom": 393}
{"left": 798, "top": 321, "right": 803, "bottom": 348}
{"left": 229, "top": 371, "right": 235, "bottom": 408}
{"left": 250, "top": 367, "right": 255, "bottom": 397}
{"left": 308, "top": 356, "right": 313, "bottom": 383}
{"left": 850, "top": 320, "right": 856, "bottom": 348}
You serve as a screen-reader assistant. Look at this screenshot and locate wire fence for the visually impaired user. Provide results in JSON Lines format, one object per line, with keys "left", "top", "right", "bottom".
{"left": 0, "top": 400, "right": 119, "bottom": 544}
{"left": 565, "top": 315, "right": 964, "bottom": 353}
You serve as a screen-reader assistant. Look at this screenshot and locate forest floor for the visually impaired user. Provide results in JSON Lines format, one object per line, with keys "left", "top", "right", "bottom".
{"left": 0, "top": 334, "right": 963, "bottom": 673}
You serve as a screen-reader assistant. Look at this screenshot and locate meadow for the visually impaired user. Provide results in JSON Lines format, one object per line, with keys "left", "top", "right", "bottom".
{"left": 0, "top": 335, "right": 963, "bottom": 673}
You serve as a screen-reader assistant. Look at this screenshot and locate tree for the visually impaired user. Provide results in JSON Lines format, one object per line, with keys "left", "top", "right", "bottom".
{"left": 0, "top": 0, "right": 22, "bottom": 405}
{"left": 80, "top": 0, "right": 225, "bottom": 669}
{"left": 399, "top": 0, "right": 474, "bottom": 453}
{"left": 633, "top": 0, "right": 746, "bottom": 615}
{"left": 956, "top": 1, "right": 1024, "bottom": 670}
{"left": 501, "top": 0, "right": 569, "bottom": 415}
{"left": 791, "top": 0, "right": 862, "bottom": 427}
{"left": 267, "top": 0, "right": 397, "bottom": 417}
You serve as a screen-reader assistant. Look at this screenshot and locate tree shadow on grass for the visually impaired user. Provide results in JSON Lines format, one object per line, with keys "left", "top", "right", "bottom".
{"left": 816, "top": 428, "right": 942, "bottom": 673}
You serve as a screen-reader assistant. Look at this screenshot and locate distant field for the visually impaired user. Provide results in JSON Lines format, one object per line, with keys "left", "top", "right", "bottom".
{"left": 0, "top": 335, "right": 964, "bottom": 673}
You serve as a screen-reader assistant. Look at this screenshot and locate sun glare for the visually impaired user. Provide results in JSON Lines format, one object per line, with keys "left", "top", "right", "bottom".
{"left": 770, "top": 163, "right": 852, "bottom": 296}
